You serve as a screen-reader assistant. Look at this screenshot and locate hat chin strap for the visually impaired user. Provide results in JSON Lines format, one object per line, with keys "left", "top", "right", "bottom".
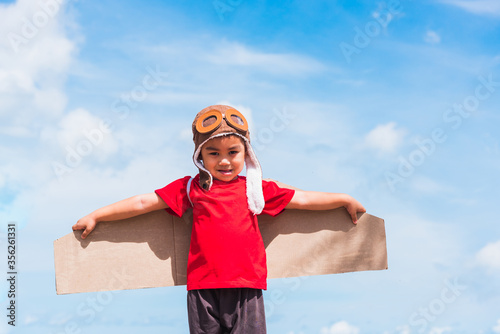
{"left": 193, "top": 132, "right": 265, "bottom": 215}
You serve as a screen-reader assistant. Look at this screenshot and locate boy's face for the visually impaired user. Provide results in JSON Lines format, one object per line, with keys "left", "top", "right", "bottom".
{"left": 200, "top": 135, "right": 246, "bottom": 182}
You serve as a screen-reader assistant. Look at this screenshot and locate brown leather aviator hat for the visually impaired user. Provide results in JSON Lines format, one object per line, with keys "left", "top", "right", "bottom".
{"left": 192, "top": 105, "right": 265, "bottom": 214}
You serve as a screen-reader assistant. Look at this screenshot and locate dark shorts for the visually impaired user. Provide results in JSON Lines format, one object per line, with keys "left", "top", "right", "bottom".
{"left": 187, "top": 288, "right": 267, "bottom": 334}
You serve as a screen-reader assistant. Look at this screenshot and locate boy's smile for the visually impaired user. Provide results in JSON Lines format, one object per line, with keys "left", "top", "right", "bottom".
{"left": 200, "top": 135, "right": 246, "bottom": 182}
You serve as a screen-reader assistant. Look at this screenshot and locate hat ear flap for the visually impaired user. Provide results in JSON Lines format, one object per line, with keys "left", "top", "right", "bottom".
{"left": 193, "top": 139, "right": 213, "bottom": 191}
{"left": 199, "top": 170, "right": 211, "bottom": 190}
{"left": 244, "top": 142, "right": 264, "bottom": 215}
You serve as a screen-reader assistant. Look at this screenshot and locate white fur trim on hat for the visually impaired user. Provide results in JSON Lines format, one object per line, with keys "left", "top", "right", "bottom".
{"left": 192, "top": 132, "right": 265, "bottom": 215}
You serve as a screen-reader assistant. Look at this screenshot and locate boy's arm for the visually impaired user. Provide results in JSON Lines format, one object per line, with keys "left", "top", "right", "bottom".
{"left": 286, "top": 190, "right": 366, "bottom": 224}
{"left": 72, "top": 193, "right": 168, "bottom": 239}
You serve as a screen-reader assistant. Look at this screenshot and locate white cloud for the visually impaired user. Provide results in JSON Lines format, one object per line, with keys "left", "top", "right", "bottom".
{"left": 0, "top": 125, "right": 32, "bottom": 137}
{"left": 0, "top": 0, "right": 76, "bottom": 128}
{"left": 424, "top": 30, "right": 441, "bottom": 44}
{"left": 203, "top": 40, "right": 327, "bottom": 75}
{"left": 137, "top": 36, "right": 335, "bottom": 110}
{"left": 37, "top": 108, "right": 120, "bottom": 181}
{"left": 48, "top": 312, "right": 73, "bottom": 326}
{"left": 476, "top": 240, "right": 500, "bottom": 271}
{"left": 364, "top": 122, "right": 406, "bottom": 154}
{"left": 54, "top": 108, "right": 118, "bottom": 157}
{"left": 0, "top": 0, "right": 75, "bottom": 200}
{"left": 493, "top": 318, "right": 500, "bottom": 333}
{"left": 24, "top": 314, "right": 39, "bottom": 325}
{"left": 150, "top": 38, "right": 327, "bottom": 80}
{"left": 441, "top": 0, "right": 500, "bottom": 16}
{"left": 429, "top": 327, "right": 452, "bottom": 334}
{"left": 371, "top": 2, "right": 405, "bottom": 29}
{"left": 395, "top": 325, "right": 410, "bottom": 334}
{"left": 320, "top": 321, "right": 359, "bottom": 334}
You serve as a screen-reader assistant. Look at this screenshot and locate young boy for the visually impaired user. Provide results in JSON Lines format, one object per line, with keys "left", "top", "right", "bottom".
{"left": 72, "top": 105, "right": 366, "bottom": 334}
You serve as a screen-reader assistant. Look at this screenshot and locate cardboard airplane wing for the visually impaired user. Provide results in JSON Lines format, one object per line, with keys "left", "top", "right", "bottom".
{"left": 54, "top": 183, "right": 387, "bottom": 295}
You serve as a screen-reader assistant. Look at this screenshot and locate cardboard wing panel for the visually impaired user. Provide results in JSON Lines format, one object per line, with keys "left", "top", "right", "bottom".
{"left": 54, "top": 210, "right": 178, "bottom": 294}
{"left": 260, "top": 210, "right": 387, "bottom": 279}
{"left": 54, "top": 209, "right": 386, "bottom": 294}
{"left": 54, "top": 182, "right": 387, "bottom": 295}
{"left": 171, "top": 212, "right": 192, "bottom": 286}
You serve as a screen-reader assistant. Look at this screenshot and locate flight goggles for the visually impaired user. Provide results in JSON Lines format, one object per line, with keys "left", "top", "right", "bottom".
{"left": 195, "top": 109, "right": 248, "bottom": 134}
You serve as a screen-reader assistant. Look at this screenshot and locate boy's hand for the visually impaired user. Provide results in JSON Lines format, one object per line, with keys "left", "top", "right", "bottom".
{"left": 72, "top": 215, "right": 97, "bottom": 239}
{"left": 286, "top": 190, "right": 366, "bottom": 224}
{"left": 344, "top": 196, "right": 366, "bottom": 225}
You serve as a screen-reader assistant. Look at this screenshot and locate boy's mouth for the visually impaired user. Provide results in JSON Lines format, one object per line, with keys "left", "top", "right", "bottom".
{"left": 217, "top": 169, "right": 233, "bottom": 176}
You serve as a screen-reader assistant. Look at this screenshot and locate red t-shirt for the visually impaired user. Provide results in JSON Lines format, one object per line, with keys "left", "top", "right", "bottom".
{"left": 155, "top": 174, "right": 295, "bottom": 290}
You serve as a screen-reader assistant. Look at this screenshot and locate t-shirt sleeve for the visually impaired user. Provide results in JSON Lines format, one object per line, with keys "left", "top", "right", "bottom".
{"left": 155, "top": 176, "right": 192, "bottom": 218}
{"left": 260, "top": 180, "right": 295, "bottom": 217}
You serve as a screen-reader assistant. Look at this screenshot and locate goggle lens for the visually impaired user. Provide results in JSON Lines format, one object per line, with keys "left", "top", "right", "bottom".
{"left": 230, "top": 114, "right": 244, "bottom": 126}
{"left": 202, "top": 115, "right": 218, "bottom": 127}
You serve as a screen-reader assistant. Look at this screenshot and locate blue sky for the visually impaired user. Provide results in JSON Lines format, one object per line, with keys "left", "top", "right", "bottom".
{"left": 1, "top": 0, "right": 500, "bottom": 333}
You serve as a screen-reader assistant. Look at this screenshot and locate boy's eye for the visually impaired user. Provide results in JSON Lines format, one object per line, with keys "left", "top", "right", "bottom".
{"left": 230, "top": 150, "right": 239, "bottom": 155}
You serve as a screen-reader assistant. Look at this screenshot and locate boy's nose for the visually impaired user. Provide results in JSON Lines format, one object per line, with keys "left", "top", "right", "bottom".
{"left": 219, "top": 157, "right": 230, "bottom": 165}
